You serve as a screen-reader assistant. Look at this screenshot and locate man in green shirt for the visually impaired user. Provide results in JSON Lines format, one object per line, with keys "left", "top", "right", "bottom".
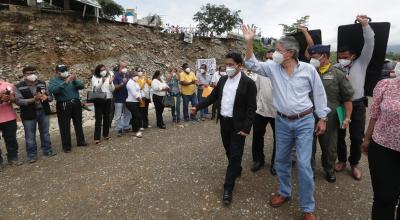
{"left": 308, "top": 45, "right": 354, "bottom": 182}
{"left": 49, "top": 64, "right": 87, "bottom": 153}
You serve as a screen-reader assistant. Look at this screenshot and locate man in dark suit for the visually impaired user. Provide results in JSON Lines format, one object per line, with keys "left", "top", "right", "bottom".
{"left": 191, "top": 52, "right": 257, "bottom": 205}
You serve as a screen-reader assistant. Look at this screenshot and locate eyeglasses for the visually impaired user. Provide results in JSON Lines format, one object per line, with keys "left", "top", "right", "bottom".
{"left": 24, "top": 71, "right": 37, "bottom": 75}
{"left": 275, "top": 49, "right": 288, "bottom": 54}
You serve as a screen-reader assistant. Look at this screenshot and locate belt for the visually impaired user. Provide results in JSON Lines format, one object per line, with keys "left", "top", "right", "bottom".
{"left": 352, "top": 97, "right": 366, "bottom": 103}
{"left": 219, "top": 115, "right": 233, "bottom": 121}
{"left": 277, "top": 108, "right": 313, "bottom": 121}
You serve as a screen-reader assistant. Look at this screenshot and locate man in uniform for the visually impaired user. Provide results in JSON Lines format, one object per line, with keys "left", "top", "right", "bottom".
{"left": 308, "top": 45, "right": 354, "bottom": 182}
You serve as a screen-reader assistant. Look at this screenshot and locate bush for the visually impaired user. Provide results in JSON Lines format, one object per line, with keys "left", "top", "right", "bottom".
{"left": 98, "top": 0, "right": 124, "bottom": 18}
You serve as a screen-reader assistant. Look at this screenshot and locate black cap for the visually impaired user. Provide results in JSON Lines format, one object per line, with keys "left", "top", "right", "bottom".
{"left": 308, "top": 45, "right": 331, "bottom": 55}
{"left": 55, "top": 64, "right": 68, "bottom": 72}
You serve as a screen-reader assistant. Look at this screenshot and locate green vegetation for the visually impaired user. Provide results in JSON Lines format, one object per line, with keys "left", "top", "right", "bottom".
{"left": 279, "top": 15, "right": 310, "bottom": 35}
{"left": 386, "top": 52, "right": 400, "bottom": 61}
{"left": 98, "top": 0, "right": 124, "bottom": 18}
{"left": 193, "top": 4, "right": 243, "bottom": 37}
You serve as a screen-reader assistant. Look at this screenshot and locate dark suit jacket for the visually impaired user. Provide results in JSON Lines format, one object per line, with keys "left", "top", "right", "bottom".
{"left": 196, "top": 72, "right": 257, "bottom": 134}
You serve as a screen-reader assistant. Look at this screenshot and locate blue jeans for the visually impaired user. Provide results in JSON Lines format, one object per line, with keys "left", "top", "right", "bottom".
{"left": 182, "top": 93, "right": 198, "bottom": 122}
{"left": 114, "top": 103, "right": 132, "bottom": 131}
{"left": 22, "top": 109, "right": 53, "bottom": 159}
{"left": 197, "top": 88, "right": 208, "bottom": 118}
{"left": 171, "top": 93, "right": 181, "bottom": 123}
{"left": 275, "top": 113, "right": 315, "bottom": 212}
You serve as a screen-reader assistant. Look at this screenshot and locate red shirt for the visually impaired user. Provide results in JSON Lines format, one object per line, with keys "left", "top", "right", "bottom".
{"left": 0, "top": 81, "right": 17, "bottom": 123}
{"left": 369, "top": 78, "right": 400, "bottom": 152}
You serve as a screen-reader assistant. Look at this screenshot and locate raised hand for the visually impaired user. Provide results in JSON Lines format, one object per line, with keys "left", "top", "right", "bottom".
{"left": 356, "top": 15, "right": 370, "bottom": 27}
{"left": 241, "top": 24, "right": 256, "bottom": 41}
{"left": 297, "top": 25, "right": 308, "bottom": 33}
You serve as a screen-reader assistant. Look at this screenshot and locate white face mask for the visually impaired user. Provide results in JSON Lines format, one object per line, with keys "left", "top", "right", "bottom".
{"left": 26, "top": 74, "right": 38, "bottom": 82}
{"left": 60, "top": 71, "right": 70, "bottom": 78}
{"left": 310, "top": 57, "right": 321, "bottom": 68}
{"left": 339, "top": 59, "right": 352, "bottom": 67}
{"left": 185, "top": 68, "right": 191, "bottom": 73}
{"left": 219, "top": 71, "right": 227, "bottom": 76}
{"left": 100, "top": 70, "right": 107, "bottom": 77}
{"left": 200, "top": 69, "right": 206, "bottom": 74}
{"left": 137, "top": 72, "right": 144, "bottom": 77}
{"left": 226, "top": 67, "right": 237, "bottom": 77}
{"left": 121, "top": 68, "right": 128, "bottom": 74}
{"left": 394, "top": 63, "right": 400, "bottom": 77}
{"left": 272, "top": 51, "right": 284, "bottom": 64}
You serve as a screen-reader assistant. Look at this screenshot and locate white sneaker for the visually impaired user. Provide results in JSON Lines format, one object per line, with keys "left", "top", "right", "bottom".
{"left": 147, "top": 125, "right": 152, "bottom": 128}
{"left": 140, "top": 128, "right": 144, "bottom": 131}
{"left": 136, "top": 132, "right": 143, "bottom": 138}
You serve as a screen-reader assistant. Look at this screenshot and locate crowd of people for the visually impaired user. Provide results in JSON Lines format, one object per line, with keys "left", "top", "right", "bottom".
{"left": 0, "top": 60, "right": 226, "bottom": 163}
{"left": 191, "top": 15, "right": 398, "bottom": 220}
{"left": 0, "top": 14, "right": 399, "bottom": 220}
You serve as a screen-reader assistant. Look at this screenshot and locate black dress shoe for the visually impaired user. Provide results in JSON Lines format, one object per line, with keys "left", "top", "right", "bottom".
{"left": 326, "top": 172, "right": 336, "bottom": 183}
{"left": 63, "top": 149, "right": 72, "bottom": 153}
{"left": 77, "top": 143, "right": 88, "bottom": 147}
{"left": 270, "top": 166, "right": 277, "bottom": 176}
{"left": 251, "top": 161, "right": 265, "bottom": 172}
{"left": 222, "top": 189, "right": 232, "bottom": 205}
{"left": 158, "top": 125, "right": 166, "bottom": 129}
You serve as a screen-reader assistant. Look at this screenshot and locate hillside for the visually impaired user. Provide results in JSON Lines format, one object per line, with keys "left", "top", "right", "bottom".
{"left": 387, "top": 44, "right": 400, "bottom": 53}
{"left": 0, "top": 9, "right": 245, "bottom": 82}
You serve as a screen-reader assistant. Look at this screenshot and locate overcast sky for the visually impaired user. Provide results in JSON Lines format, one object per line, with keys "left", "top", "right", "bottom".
{"left": 115, "top": 0, "right": 400, "bottom": 49}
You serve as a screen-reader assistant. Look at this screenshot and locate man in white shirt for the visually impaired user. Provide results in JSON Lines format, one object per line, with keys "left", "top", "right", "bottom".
{"left": 192, "top": 52, "right": 256, "bottom": 205}
{"left": 251, "top": 69, "right": 277, "bottom": 176}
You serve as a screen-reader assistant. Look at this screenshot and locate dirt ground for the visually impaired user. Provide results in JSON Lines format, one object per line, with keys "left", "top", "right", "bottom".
{"left": 0, "top": 110, "right": 372, "bottom": 220}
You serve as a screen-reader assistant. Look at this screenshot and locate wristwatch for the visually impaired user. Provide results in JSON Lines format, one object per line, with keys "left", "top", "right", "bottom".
{"left": 344, "top": 118, "right": 352, "bottom": 123}
{"left": 320, "top": 117, "right": 328, "bottom": 122}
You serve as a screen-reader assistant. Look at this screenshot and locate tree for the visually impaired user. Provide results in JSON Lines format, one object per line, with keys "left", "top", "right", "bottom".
{"left": 386, "top": 52, "right": 400, "bottom": 61}
{"left": 98, "top": 0, "right": 124, "bottom": 18}
{"left": 253, "top": 40, "right": 267, "bottom": 60}
{"left": 193, "top": 4, "right": 242, "bottom": 37}
{"left": 279, "top": 15, "right": 310, "bottom": 35}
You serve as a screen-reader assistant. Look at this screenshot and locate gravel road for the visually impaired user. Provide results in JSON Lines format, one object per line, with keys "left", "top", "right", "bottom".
{"left": 0, "top": 110, "right": 372, "bottom": 220}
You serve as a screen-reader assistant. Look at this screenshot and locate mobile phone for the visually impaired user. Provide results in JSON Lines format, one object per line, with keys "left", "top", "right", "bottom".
{"left": 5, "top": 88, "right": 10, "bottom": 96}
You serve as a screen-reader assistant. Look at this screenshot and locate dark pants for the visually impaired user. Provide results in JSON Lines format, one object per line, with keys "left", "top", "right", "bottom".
{"left": 94, "top": 99, "right": 112, "bottom": 140}
{"left": 139, "top": 100, "right": 150, "bottom": 128}
{"left": 337, "top": 100, "right": 366, "bottom": 165}
{"left": 211, "top": 102, "right": 217, "bottom": 119}
{"left": 252, "top": 114, "right": 276, "bottom": 166}
{"left": 0, "top": 120, "right": 19, "bottom": 163}
{"left": 368, "top": 140, "right": 400, "bottom": 220}
{"left": 312, "top": 112, "right": 339, "bottom": 174}
{"left": 220, "top": 117, "right": 246, "bottom": 192}
{"left": 126, "top": 102, "right": 142, "bottom": 132}
{"left": 56, "top": 101, "right": 86, "bottom": 151}
{"left": 153, "top": 94, "right": 165, "bottom": 127}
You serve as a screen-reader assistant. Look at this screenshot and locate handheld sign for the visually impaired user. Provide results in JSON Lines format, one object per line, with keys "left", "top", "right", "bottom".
{"left": 289, "top": 29, "right": 322, "bottom": 62}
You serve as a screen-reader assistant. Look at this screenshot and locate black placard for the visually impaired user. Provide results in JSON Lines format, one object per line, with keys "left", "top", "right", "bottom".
{"left": 337, "top": 22, "right": 391, "bottom": 96}
{"left": 289, "top": 30, "right": 322, "bottom": 62}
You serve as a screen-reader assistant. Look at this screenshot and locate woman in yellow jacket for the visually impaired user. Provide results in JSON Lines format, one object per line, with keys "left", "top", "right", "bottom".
{"left": 136, "top": 67, "right": 152, "bottom": 130}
